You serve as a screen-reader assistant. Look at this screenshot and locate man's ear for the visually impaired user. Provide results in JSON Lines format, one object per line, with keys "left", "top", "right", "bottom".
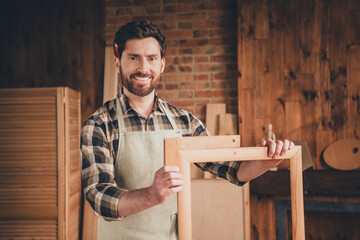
{"left": 161, "top": 57, "right": 165, "bottom": 73}
{"left": 114, "top": 57, "right": 120, "bottom": 74}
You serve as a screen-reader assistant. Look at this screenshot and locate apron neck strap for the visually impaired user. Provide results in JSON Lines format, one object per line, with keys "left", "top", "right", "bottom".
{"left": 158, "top": 100, "right": 178, "bottom": 130}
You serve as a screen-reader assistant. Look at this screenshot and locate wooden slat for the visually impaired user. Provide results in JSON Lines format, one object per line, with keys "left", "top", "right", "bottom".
{"left": 254, "top": 0, "right": 269, "bottom": 40}
{"left": 284, "top": 0, "right": 300, "bottom": 102}
{"left": 347, "top": 46, "right": 360, "bottom": 139}
{"left": 205, "top": 103, "right": 226, "bottom": 136}
{"left": 330, "top": 0, "right": 347, "bottom": 140}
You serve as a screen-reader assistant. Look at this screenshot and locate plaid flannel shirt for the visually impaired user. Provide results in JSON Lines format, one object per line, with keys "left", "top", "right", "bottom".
{"left": 81, "top": 89, "right": 244, "bottom": 220}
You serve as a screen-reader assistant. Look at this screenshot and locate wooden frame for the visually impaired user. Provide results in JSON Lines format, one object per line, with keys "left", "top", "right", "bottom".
{"left": 165, "top": 135, "right": 305, "bottom": 240}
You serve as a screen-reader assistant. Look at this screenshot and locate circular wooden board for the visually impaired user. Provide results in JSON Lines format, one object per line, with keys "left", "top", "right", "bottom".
{"left": 323, "top": 138, "right": 360, "bottom": 170}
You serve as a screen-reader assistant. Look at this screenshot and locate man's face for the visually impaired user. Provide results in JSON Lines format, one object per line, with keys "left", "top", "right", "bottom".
{"left": 115, "top": 37, "right": 165, "bottom": 97}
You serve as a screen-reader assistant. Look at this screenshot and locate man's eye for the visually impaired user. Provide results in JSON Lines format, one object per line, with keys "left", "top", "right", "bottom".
{"left": 150, "top": 57, "right": 156, "bottom": 61}
{"left": 130, "top": 57, "right": 136, "bottom": 60}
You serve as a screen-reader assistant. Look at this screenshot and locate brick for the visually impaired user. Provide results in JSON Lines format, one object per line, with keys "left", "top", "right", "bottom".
{"left": 210, "top": 55, "right": 237, "bottom": 63}
{"left": 194, "top": 19, "right": 236, "bottom": 29}
{"left": 195, "top": 56, "right": 209, "bottom": 62}
{"left": 164, "top": 65, "right": 178, "bottom": 73}
{"left": 133, "top": 0, "right": 161, "bottom": 6}
{"left": 161, "top": 15, "right": 177, "bottom": 22}
{"left": 166, "top": 48, "right": 179, "bottom": 56}
{"left": 131, "top": 7, "right": 146, "bottom": 16}
{"left": 210, "top": 28, "right": 236, "bottom": 37}
{"left": 194, "top": 45, "right": 218, "bottom": 54}
{"left": 211, "top": 81, "right": 226, "bottom": 89}
{"left": 209, "top": 10, "right": 237, "bottom": 19}
{"left": 131, "top": 16, "right": 161, "bottom": 23}
{"left": 179, "top": 38, "right": 209, "bottom": 47}
{"left": 178, "top": 22, "right": 193, "bottom": 29}
{"left": 179, "top": 90, "right": 194, "bottom": 98}
{"left": 180, "top": 82, "right": 209, "bottom": 89}
{"left": 193, "top": 30, "right": 209, "bottom": 38}
{"left": 163, "top": 74, "right": 193, "bottom": 82}
{"left": 165, "top": 56, "right": 177, "bottom": 64}
{"left": 165, "top": 83, "right": 179, "bottom": 90}
{"left": 146, "top": 6, "right": 161, "bottom": 14}
{"left": 178, "top": 12, "right": 208, "bottom": 21}
{"left": 164, "top": 30, "right": 193, "bottom": 39}
{"left": 179, "top": 48, "right": 193, "bottom": 54}
{"left": 195, "top": 106, "right": 206, "bottom": 117}
{"left": 106, "top": 8, "right": 116, "bottom": 17}
{"left": 157, "top": 91, "right": 179, "bottom": 100}
{"left": 195, "top": 63, "right": 228, "bottom": 72}
{"left": 166, "top": 40, "right": 179, "bottom": 47}
{"left": 195, "top": 74, "right": 209, "bottom": 81}
{"left": 170, "top": 100, "right": 195, "bottom": 107}
{"left": 162, "top": 22, "right": 177, "bottom": 30}
{"left": 210, "top": 37, "right": 237, "bottom": 45}
{"left": 177, "top": 56, "right": 193, "bottom": 64}
{"left": 107, "top": 16, "right": 130, "bottom": 25}
{"left": 106, "top": 0, "right": 131, "bottom": 8}
{"left": 211, "top": 72, "right": 237, "bottom": 80}
{"left": 179, "top": 65, "right": 193, "bottom": 72}
{"left": 195, "top": 90, "right": 226, "bottom": 98}
{"left": 164, "top": 4, "right": 193, "bottom": 13}
{"left": 114, "top": 8, "right": 131, "bottom": 16}
{"left": 164, "top": 0, "right": 177, "bottom": 4}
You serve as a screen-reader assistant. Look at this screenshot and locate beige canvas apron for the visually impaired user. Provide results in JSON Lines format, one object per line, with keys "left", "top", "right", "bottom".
{"left": 97, "top": 98, "right": 181, "bottom": 240}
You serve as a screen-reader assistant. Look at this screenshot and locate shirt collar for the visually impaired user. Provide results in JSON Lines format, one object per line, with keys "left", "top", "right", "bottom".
{"left": 117, "top": 87, "right": 163, "bottom": 116}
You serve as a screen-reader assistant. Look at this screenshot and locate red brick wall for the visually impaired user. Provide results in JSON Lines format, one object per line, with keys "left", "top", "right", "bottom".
{"left": 105, "top": 0, "right": 238, "bottom": 122}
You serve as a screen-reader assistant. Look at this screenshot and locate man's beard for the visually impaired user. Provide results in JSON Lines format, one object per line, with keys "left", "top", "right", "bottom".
{"left": 120, "top": 68, "right": 159, "bottom": 97}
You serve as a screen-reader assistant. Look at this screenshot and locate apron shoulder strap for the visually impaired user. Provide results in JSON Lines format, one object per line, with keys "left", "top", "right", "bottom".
{"left": 158, "top": 100, "right": 179, "bottom": 131}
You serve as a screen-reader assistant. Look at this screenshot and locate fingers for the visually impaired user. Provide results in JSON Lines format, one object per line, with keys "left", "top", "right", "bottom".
{"left": 266, "top": 140, "right": 276, "bottom": 158}
{"left": 281, "top": 139, "right": 290, "bottom": 156}
{"left": 151, "top": 166, "right": 184, "bottom": 203}
{"left": 257, "top": 139, "right": 266, "bottom": 147}
{"left": 274, "top": 140, "right": 284, "bottom": 158}
{"left": 264, "top": 139, "right": 294, "bottom": 158}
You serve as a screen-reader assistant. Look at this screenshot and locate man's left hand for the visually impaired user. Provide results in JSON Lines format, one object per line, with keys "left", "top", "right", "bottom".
{"left": 257, "top": 139, "right": 295, "bottom": 158}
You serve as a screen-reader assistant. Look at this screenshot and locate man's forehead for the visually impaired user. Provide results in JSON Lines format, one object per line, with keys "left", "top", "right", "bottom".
{"left": 123, "top": 37, "right": 161, "bottom": 56}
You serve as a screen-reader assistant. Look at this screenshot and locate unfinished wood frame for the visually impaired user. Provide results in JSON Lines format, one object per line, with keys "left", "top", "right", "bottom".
{"left": 165, "top": 135, "right": 305, "bottom": 240}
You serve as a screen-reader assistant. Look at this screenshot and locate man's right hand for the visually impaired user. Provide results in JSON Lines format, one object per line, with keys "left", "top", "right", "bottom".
{"left": 117, "top": 166, "right": 183, "bottom": 217}
{"left": 149, "top": 166, "right": 184, "bottom": 204}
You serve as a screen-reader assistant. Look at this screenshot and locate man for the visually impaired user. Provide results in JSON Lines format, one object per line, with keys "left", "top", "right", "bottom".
{"left": 81, "top": 20, "right": 294, "bottom": 240}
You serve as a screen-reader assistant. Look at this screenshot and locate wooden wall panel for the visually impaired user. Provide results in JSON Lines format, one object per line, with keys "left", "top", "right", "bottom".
{"left": 0, "top": 0, "right": 105, "bottom": 124}
{"left": 238, "top": 0, "right": 360, "bottom": 168}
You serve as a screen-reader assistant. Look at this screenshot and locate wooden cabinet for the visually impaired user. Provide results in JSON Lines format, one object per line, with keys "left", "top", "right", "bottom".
{"left": 0, "top": 87, "right": 81, "bottom": 239}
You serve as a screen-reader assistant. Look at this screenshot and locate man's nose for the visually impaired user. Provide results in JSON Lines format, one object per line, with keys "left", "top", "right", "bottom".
{"left": 137, "top": 59, "right": 150, "bottom": 74}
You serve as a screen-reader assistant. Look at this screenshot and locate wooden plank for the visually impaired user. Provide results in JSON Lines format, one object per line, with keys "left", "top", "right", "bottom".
{"left": 314, "top": 0, "right": 331, "bottom": 134}
{"left": 330, "top": 0, "right": 347, "bottom": 140}
{"left": 205, "top": 103, "right": 226, "bottom": 136}
{"left": 255, "top": 39, "right": 271, "bottom": 119}
{"left": 103, "top": 46, "right": 118, "bottom": 103}
{"left": 57, "top": 88, "right": 66, "bottom": 240}
{"left": 284, "top": 0, "right": 300, "bottom": 102}
{"left": 250, "top": 195, "right": 276, "bottom": 240}
{"left": 299, "top": 74, "right": 317, "bottom": 160}
{"left": 191, "top": 179, "right": 245, "bottom": 240}
{"left": 254, "top": 0, "right": 269, "bottom": 40}
{"left": 241, "top": 89, "right": 255, "bottom": 147}
{"left": 219, "top": 113, "right": 238, "bottom": 135}
{"left": 239, "top": 0, "right": 255, "bottom": 89}
{"left": 300, "top": 20, "right": 315, "bottom": 74}
{"left": 347, "top": 46, "right": 360, "bottom": 139}
{"left": 280, "top": 101, "right": 302, "bottom": 169}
